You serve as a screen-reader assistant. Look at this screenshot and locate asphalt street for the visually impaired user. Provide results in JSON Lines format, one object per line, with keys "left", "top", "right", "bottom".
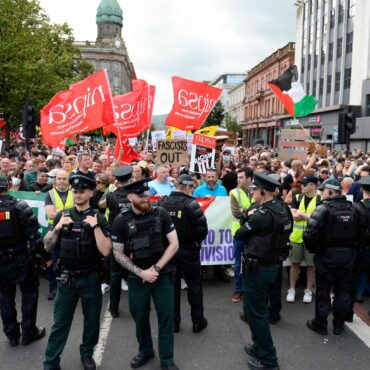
{"left": 1, "top": 270, "right": 370, "bottom": 370}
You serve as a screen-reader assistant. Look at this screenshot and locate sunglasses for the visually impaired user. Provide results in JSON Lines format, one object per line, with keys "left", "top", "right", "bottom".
{"left": 321, "top": 171, "right": 329, "bottom": 175}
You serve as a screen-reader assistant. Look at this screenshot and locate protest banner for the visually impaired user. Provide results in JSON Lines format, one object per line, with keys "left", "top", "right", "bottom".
{"left": 12, "top": 191, "right": 235, "bottom": 265}
{"left": 104, "top": 80, "right": 155, "bottom": 138}
{"left": 278, "top": 129, "right": 311, "bottom": 161}
{"left": 40, "top": 70, "right": 115, "bottom": 147}
{"left": 113, "top": 136, "right": 141, "bottom": 164}
{"left": 165, "top": 76, "right": 223, "bottom": 131}
{"left": 9, "top": 191, "right": 49, "bottom": 236}
{"left": 190, "top": 134, "right": 216, "bottom": 173}
{"left": 151, "top": 130, "right": 166, "bottom": 150}
{"left": 156, "top": 140, "right": 188, "bottom": 166}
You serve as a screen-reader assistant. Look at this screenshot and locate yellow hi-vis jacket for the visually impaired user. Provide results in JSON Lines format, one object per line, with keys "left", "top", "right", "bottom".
{"left": 230, "top": 187, "right": 252, "bottom": 236}
{"left": 47, "top": 188, "right": 74, "bottom": 225}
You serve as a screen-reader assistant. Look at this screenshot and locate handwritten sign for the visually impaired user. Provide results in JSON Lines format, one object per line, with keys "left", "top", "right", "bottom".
{"left": 157, "top": 140, "right": 188, "bottom": 166}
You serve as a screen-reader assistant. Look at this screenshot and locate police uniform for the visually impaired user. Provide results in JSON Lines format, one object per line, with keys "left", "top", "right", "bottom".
{"left": 304, "top": 179, "right": 364, "bottom": 335}
{"left": 350, "top": 176, "right": 370, "bottom": 317}
{"left": 44, "top": 175, "right": 111, "bottom": 370}
{"left": 158, "top": 174, "right": 209, "bottom": 333}
{"left": 106, "top": 165, "right": 133, "bottom": 317}
{"left": 0, "top": 175, "right": 46, "bottom": 347}
{"left": 235, "top": 173, "right": 292, "bottom": 370}
{"left": 111, "top": 179, "right": 178, "bottom": 370}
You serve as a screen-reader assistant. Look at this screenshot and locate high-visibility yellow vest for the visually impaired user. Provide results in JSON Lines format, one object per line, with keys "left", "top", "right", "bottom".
{"left": 48, "top": 188, "right": 74, "bottom": 225}
{"left": 289, "top": 194, "right": 318, "bottom": 244}
{"left": 230, "top": 187, "right": 252, "bottom": 236}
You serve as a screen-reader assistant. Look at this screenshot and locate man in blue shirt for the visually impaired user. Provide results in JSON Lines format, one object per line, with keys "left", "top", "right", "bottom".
{"left": 148, "top": 165, "right": 175, "bottom": 196}
{"left": 193, "top": 168, "right": 227, "bottom": 197}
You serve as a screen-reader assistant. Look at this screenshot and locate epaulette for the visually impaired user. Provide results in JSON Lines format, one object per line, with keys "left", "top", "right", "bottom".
{"left": 258, "top": 208, "right": 267, "bottom": 215}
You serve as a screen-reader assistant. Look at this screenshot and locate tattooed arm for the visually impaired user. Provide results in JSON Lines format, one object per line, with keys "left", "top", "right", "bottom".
{"left": 44, "top": 213, "right": 73, "bottom": 253}
{"left": 113, "top": 242, "right": 158, "bottom": 283}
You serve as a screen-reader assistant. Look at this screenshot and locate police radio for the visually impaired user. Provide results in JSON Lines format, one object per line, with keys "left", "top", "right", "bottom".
{"left": 62, "top": 210, "right": 71, "bottom": 232}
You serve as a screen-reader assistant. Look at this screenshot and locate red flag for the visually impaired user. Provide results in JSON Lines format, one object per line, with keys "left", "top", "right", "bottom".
{"left": 104, "top": 80, "right": 155, "bottom": 138}
{"left": 40, "top": 70, "right": 115, "bottom": 147}
{"left": 0, "top": 118, "right": 5, "bottom": 129}
{"left": 113, "top": 136, "right": 141, "bottom": 164}
{"left": 165, "top": 76, "right": 222, "bottom": 131}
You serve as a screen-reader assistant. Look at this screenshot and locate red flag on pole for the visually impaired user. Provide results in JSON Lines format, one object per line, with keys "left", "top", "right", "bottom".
{"left": 165, "top": 76, "right": 223, "bottom": 131}
{"left": 113, "top": 136, "right": 141, "bottom": 164}
{"left": 104, "top": 80, "right": 155, "bottom": 138}
{"left": 40, "top": 70, "right": 115, "bottom": 147}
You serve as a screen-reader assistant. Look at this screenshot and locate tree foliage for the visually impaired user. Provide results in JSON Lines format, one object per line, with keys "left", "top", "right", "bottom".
{"left": 225, "top": 116, "right": 242, "bottom": 136}
{"left": 204, "top": 100, "right": 226, "bottom": 127}
{"left": 0, "top": 0, "right": 93, "bottom": 132}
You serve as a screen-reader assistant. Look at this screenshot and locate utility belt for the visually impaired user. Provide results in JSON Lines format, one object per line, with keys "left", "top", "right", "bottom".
{"left": 0, "top": 249, "right": 29, "bottom": 265}
{"left": 56, "top": 265, "right": 99, "bottom": 286}
{"left": 241, "top": 254, "right": 278, "bottom": 276}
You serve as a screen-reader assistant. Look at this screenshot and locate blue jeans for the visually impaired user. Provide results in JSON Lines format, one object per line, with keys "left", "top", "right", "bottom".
{"left": 233, "top": 239, "right": 244, "bottom": 294}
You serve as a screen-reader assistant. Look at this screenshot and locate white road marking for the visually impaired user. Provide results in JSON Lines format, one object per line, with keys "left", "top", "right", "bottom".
{"left": 346, "top": 314, "right": 370, "bottom": 349}
{"left": 93, "top": 301, "right": 113, "bottom": 368}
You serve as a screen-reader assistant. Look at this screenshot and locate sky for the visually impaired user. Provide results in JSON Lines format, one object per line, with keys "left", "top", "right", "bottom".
{"left": 39, "top": 0, "right": 297, "bottom": 115}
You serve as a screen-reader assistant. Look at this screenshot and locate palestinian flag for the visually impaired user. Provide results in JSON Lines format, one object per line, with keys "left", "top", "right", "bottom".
{"left": 267, "top": 65, "right": 317, "bottom": 118}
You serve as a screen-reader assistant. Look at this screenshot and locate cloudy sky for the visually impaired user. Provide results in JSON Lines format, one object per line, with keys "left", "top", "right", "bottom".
{"left": 39, "top": 0, "right": 297, "bottom": 115}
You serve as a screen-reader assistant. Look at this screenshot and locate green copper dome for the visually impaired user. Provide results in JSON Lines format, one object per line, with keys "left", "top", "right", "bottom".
{"left": 96, "top": 0, "right": 123, "bottom": 26}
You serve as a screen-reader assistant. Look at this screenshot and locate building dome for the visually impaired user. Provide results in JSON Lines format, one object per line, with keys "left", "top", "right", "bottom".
{"left": 96, "top": 0, "right": 123, "bottom": 26}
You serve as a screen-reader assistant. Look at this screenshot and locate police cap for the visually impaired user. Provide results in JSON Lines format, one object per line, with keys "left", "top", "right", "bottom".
{"left": 112, "top": 165, "right": 133, "bottom": 183}
{"left": 253, "top": 172, "right": 281, "bottom": 192}
{"left": 358, "top": 176, "right": 370, "bottom": 191}
{"left": 69, "top": 174, "right": 96, "bottom": 190}
{"left": 301, "top": 174, "right": 318, "bottom": 186}
{"left": 0, "top": 175, "right": 8, "bottom": 191}
{"left": 318, "top": 178, "right": 341, "bottom": 191}
{"left": 177, "top": 174, "right": 194, "bottom": 186}
{"left": 123, "top": 178, "right": 152, "bottom": 195}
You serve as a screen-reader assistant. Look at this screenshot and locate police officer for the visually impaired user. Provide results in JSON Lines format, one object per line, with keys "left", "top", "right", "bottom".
{"left": 304, "top": 179, "right": 364, "bottom": 336}
{"left": 0, "top": 175, "right": 46, "bottom": 347}
{"left": 111, "top": 178, "right": 179, "bottom": 370}
{"left": 99, "top": 165, "right": 133, "bottom": 317}
{"left": 43, "top": 174, "right": 112, "bottom": 370}
{"left": 158, "top": 174, "right": 209, "bottom": 333}
{"left": 235, "top": 173, "right": 292, "bottom": 370}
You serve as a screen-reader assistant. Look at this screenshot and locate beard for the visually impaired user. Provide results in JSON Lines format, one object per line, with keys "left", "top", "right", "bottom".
{"left": 133, "top": 199, "right": 151, "bottom": 213}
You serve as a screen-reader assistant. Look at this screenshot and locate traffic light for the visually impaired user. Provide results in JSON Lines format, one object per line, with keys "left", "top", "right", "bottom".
{"left": 345, "top": 111, "right": 356, "bottom": 134}
{"left": 337, "top": 112, "right": 346, "bottom": 144}
{"left": 22, "top": 102, "right": 36, "bottom": 140}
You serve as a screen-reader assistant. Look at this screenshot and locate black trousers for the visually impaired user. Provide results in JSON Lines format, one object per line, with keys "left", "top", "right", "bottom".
{"left": 0, "top": 255, "right": 39, "bottom": 339}
{"left": 109, "top": 254, "right": 128, "bottom": 312}
{"left": 314, "top": 248, "right": 355, "bottom": 326}
{"left": 174, "top": 249, "right": 204, "bottom": 325}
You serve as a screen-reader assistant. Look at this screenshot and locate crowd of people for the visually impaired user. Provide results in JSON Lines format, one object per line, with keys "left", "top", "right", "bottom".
{"left": 0, "top": 136, "right": 370, "bottom": 370}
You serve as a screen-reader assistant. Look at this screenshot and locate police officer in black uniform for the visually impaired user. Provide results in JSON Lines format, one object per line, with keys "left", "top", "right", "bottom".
{"left": 304, "top": 179, "right": 364, "bottom": 336}
{"left": 111, "top": 178, "right": 179, "bottom": 370}
{"left": 0, "top": 175, "right": 46, "bottom": 347}
{"left": 43, "top": 175, "right": 112, "bottom": 370}
{"left": 99, "top": 165, "right": 133, "bottom": 317}
{"left": 158, "top": 174, "right": 209, "bottom": 333}
{"left": 235, "top": 173, "right": 292, "bottom": 370}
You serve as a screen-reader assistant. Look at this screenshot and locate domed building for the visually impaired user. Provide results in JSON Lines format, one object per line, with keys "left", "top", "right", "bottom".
{"left": 75, "top": 0, "right": 136, "bottom": 95}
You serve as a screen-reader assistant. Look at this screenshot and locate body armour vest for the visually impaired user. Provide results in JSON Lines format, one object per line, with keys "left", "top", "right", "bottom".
{"left": 245, "top": 202, "right": 292, "bottom": 261}
{"left": 359, "top": 200, "right": 370, "bottom": 247}
{"left": 59, "top": 208, "right": 101, "bottom": 270}
{"left": 321, "top": 201, "right": 357, "bottom": 249}
{"left": 123, "top": 207, "right": 166, "bottom": 269}
{"left": 158, "top": 195, "right": 195, "bottom": 249}
{"left": 108, "top": 189, "right": 131, "bottom": 225}
{"left": 0, "top": 196, "right": 26, "bottom": 249}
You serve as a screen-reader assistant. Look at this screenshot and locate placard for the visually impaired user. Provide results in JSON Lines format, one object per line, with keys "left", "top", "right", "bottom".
{"left": 151, "top": 130, "right": 166, "bottom": 150}
{"left": 278, "top": 129, "right": 311, "bottom": 161}
{"left": 190, "top": 144, "right": 215, "bottom": 174}
{"left": 156, "top": 140, "right": 188, "bottom": 166}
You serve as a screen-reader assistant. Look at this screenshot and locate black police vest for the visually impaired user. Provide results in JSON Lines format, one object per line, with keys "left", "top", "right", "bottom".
{"left": 359, "top": 201, "right": 370, "bottom": 247}
{"left": 123, "top": 207, "right": 166, "bottom": 269}
{"left": 321, "top": 201, "right": 357, "bottom": 249}
{"left": 158, "top": 196, "right": 194, "bottom": 249}
{"left": 245, "top": 202, "right": 292, "bottom": 261}
{"left": 108, "top": 189, "right": 131, "bottom": 225}
{"left": 0, "top": 196, "right": 26, "bottom": 249}
{"left": 59, "top": 208, "right": 101, "bottom": 270}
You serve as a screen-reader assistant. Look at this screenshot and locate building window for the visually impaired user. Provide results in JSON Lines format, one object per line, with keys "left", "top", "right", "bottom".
{"left": 366, "top": 94, "right": 370, "bottom": 116}
{"left": 330, "top": 9, "right": 335, "bottom": 28}
{"left": 307, "top": 82, "right": 310, "bottom": 93}
{"left": 329, "top": 42, "right": 333, "bottom": 61}
{"left": 346, "top": 32, "right": 353, "bottom": 53}
{"left": 327, "top": 75, "right": 332, "bottom": 92}
{"left": 313, "top": 80, "right": 317, "bottom": 95}
{"left": 335, "top": 72, "right": 341, "bottom": 91}
{"left": 338, "top": 1, "right": 344, "bottom": 23}
{"left": 321, "top": 51, "right": 326, "bottom": 65}
{"left": 307, "top": 57, "right": 311, "bottom": 71}
{"left": 314, "top": 54, "right": 318, "bottom": 68}
{"left": 349, "top": 0, "right": 356, "bottom": 17}
{"left": 301, "top": 58, "right": 305, "bottom": 74}
{"left": 319, "top": 78, "right": 324, "bottom": 95}
{"left": 344, "top": 68, "right": 351, "bottom": 89}
{"left": 337, "top": 37, "right": 342, "bottom": 58}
